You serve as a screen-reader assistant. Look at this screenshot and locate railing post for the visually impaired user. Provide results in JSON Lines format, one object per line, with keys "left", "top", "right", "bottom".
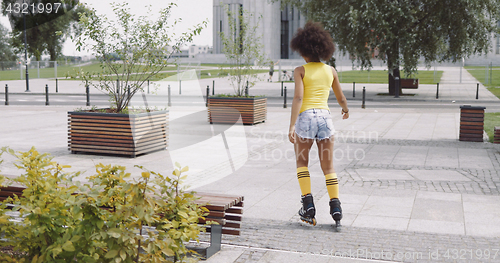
{"left": 5, "top": 84, "right": 8, "bottom": 106}
{"left": 362, "top": 87, "right": 366, "bottom": 109}
{"left": 283, "top": 86, "right": 287, "bottom": 108}
{"left": 490, "top": 62, "right": 493, "bottom": 85}
{"left": 168, "top": 85, "right": 171, "bottom": 107}
{"left": 86, "top": 85, "right": 90, "bottom": 106}
{"left": 45, "top": 84, "right": 49, "bottom": 106}
{"left": 485, "top": 64, "right": 489, "bottom": 84}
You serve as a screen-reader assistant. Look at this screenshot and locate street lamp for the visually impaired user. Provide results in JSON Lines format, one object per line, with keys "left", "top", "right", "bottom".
{"left": 23, "top": 0, "right": 30, "bottom": 92}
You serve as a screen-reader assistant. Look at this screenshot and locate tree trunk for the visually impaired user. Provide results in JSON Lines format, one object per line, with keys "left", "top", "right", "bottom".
{"left": 386, "top": 43, "right": 403, "bottom": 96}
{"left": 388, "top": 68, "right": 403, "bottom": 96}
{"left": 49, "top": 46, "right": 57, "bottom": 62}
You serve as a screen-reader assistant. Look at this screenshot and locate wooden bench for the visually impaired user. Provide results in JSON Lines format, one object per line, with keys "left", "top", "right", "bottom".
{"left": 401, "top": 78, "right": 418, "bottom": 89}
{"left": 0, "top": 187, "right": 243, "bottom": 259}
{"left": 192, "top": 192, "right": 244, "bottom": 259}
{"left": 0, "top": 186, "right": 23, "bottom": 209}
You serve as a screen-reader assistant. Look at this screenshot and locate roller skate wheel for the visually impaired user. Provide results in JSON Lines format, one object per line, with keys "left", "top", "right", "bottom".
{"left": 300, "top": 217, "right": 317, "bottom": 226}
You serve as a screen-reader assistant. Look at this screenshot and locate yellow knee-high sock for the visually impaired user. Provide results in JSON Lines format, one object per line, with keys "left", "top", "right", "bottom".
{"left": 297, "top": 167, "right": 311, "bottom": 196}
{"left": 325, "top": 173, "right": 339, "bottom": 199}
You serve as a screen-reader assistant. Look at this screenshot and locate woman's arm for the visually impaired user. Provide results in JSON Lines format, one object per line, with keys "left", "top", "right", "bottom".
{"left": 289, "top": 66, "right": 305, "bottom": 143}
{"left": 331, "top": 67, "right": 349, "bottom": 119}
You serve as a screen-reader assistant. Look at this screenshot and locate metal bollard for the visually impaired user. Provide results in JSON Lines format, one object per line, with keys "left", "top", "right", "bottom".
{"left": 147, "top": 80, "right": 150, "bottom": 94}
{"left": 206, "top": 85, "right": 210, "bottom": 107}
{"left": 476, "top": 83, "right": 479, "bottom": 100}
{"left": 245, "top": 81, "right": 249, "bottom": 97}
{"left": 5, "top": 84, "right": 8, "bottom": 105}
{"left": 179, "top": 80, "right": 182, "bottom": 95}
{"left": 281, "top": 81, "right": 284, "bottom": 97}
{"left": 168, "top": 85, "right": 171, "bottom": 107}
{"left": 436, "top": 83, "right": 439, "bottom": 99}
{"left": 362, "top": 87, "right": 366, "bottom": 109}
{"left": 86, "top": 85, "right": 90, "bottom": 106}
{"left": 56, "top": 78, "right": 58, "bottom": 93}
{"left": 45, "top": 84, "right": 49, "bottom": 106}
{"left": 394, "top": 77, "right": 400, "bottom": 98}
{"left": 353, "top": 82, "right": 355, "bottom": 98}
{"left": 212, "top": 80, "right": 215, "bottom": 95}
{"left": 116, "top": 79, "right": 120, "bottom": 96}
{"left": 283, "top": 86, "right": 287, "bottom": 108}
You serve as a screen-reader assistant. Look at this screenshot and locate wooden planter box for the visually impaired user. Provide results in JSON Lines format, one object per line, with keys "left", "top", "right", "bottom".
{"left": 494, "top": 127, "right": 500, "bottom": 144}
{"left": 208, "top": 97, "right": 266, "bottom": 125}
{"left": 459, "top": 105, "right": 485, "bottom": 142}
{"left": 68, "top": 110, "right": 169, "bottom": 157}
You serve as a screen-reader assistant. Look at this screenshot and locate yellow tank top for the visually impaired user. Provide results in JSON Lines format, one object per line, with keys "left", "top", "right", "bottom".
{"left": 299, "top": 62, "right": 334, "bottom": 113}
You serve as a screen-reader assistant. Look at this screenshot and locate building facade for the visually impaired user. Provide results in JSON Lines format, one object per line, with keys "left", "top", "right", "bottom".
{"left": 189, "top": 45, "right": 212, "bottom": 58}
{"left": 211, "top": 1, "right": 500, "bottom": 66}
{"left": 213, "top": 0, "right": 305, "bottom": 60}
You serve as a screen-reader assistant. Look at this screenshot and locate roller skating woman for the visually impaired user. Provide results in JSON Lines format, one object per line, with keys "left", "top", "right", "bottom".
{"left": 288, "top": 21, "right": 349, "bottom": 229}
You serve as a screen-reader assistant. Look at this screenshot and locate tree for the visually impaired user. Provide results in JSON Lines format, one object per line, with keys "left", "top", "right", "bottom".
{"left": 1, "top": 0, "right": 84, "bottom": 61}
{"left": 0, "top": 23, "right": 16, "bottom": 70}
{"left": 74, "top": 2, "right": 206, "bottom": 113}
{"left": 220, "top": 5, "right": 267, "bottom": 96}
{"left": 281, "top": 0, "right": 500, "bottom": 95}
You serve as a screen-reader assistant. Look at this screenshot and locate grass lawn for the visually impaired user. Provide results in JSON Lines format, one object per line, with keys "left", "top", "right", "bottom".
{"left": 337, "top": 70, "right": 443, "bottom": 84}
{"left": 484, "top": 112, "right": 500, "bottom": 142}
{"left": 487, "top": 87, "right": 500, "bottom": 98}
{"left": 0, "top": 61, "right": 269, "bottom": 81}
{"left": 199, "top": 69, "right": 268, "bottom": 79}
{"left": 0, "top": 62, "right": 180, "bottom": 81}
{"left": 465, "top": 67, "right": 500, "bottom": 100}
{"left": 465, "top": 67, "right": 500, "bottom": 87}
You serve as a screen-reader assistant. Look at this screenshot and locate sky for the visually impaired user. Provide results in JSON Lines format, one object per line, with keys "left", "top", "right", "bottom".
{"left": 0, "top": 0, "right": 213, "bottom": 57}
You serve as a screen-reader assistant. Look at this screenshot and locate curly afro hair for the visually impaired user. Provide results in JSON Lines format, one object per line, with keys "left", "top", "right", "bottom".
{"left": 290, "top": 21, "right": 335, "bottom": 62}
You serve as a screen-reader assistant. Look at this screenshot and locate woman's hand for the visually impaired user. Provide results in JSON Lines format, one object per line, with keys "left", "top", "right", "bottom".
{"left": 288, "top": 126, "right": 296, "bottom": 144}
{"left": 341, "top": 110, "right": 349, "bottom": 120}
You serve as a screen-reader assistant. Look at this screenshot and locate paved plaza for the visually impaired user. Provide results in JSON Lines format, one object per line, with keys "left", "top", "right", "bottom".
{"left": 0, "top": 66, "right": 499, "bottom": 262}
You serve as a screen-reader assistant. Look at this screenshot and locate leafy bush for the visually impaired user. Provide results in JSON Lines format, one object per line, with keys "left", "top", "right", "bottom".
{"left": 0, "top": 147, "right": 207, "bottom": 262}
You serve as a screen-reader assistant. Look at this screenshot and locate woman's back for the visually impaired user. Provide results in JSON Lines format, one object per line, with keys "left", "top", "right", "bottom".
{"left": 300, "top": 62, "right": 333, "bottom": 113}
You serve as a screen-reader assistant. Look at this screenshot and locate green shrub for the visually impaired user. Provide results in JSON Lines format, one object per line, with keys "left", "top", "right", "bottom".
{"left": 0, "top": 147, "right": 207, "bottom": 262}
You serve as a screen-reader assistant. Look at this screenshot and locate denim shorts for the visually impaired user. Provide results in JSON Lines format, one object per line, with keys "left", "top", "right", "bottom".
{"left": 295, "top": 109, "right": 335, "bottom": 140}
